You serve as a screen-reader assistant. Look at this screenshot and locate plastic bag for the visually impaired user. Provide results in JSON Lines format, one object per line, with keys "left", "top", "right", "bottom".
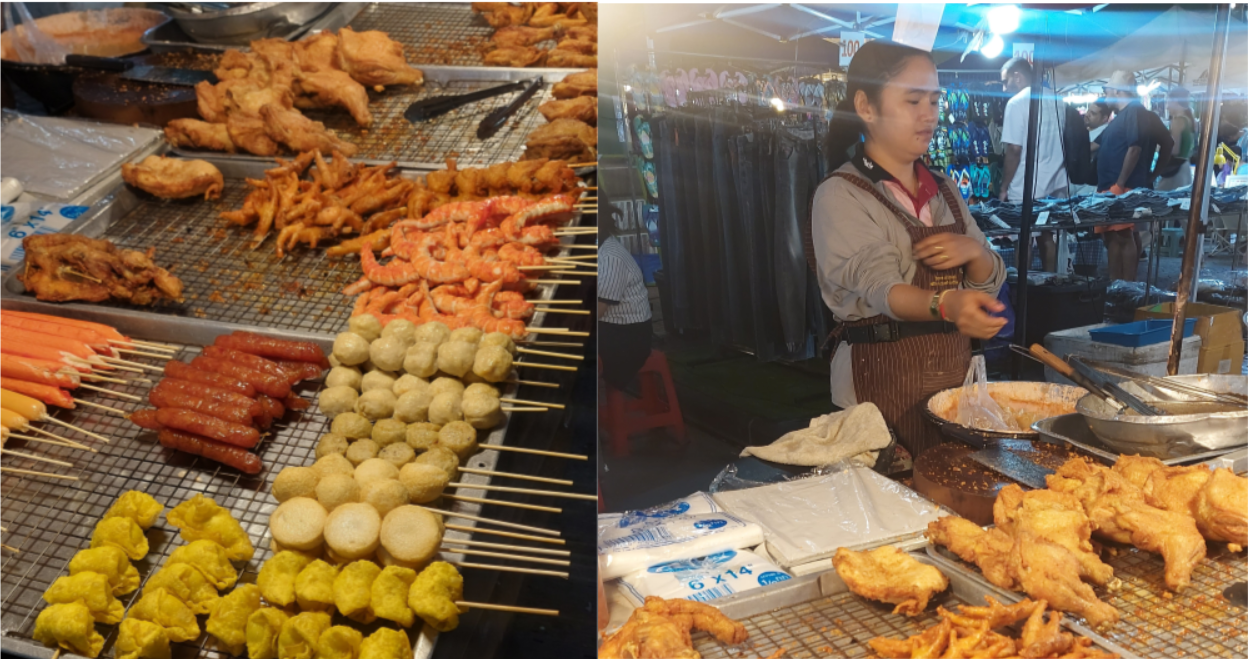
{"left": 598, "top": 512, "right": 764, "bottom": 581}
{"left": 956, "top": 355, "right": 1019, "bottom": 431}
{"left": 4, "top": 3, "right": 69, "bottom": 64}
{"left": 617, "top": 549, "right": 791, "bottom": 606}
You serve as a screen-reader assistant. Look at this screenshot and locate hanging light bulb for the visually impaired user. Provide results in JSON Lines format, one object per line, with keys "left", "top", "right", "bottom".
{"left": 770, "top": 97, "right": 786, "bottom": 112}
{"left": 981, "top": 34, "right": 1005, "bottom": 59}
{"left": 988, "top": 5, "right": 1021, "bottom": 35}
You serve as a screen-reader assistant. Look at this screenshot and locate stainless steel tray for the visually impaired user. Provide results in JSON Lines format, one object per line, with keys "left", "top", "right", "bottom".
{"left": 348, "top": 3, "right": 500, "bottom": 67}
{"left": 1033, "top": 414, "right": 1240, "bottom": 466}
{"left": 141, "top": 2, "right": 364, "bottom": 52}
{"left": 1203, "top": 448, "right": 1248, "bottom": 475}
{"left": 0, "top": 309, "right": 521, "bottom": 659}
{"left": 926, "top": 541, "right": 1248, "bottom": 659}
{"left": 169, "top": 65, "right": 588, "bottom": 170}
{"left": 0, "top": 154, "right": 587, "bottom": 335}
{"left": 690, "top": 552, "right": 1131, "bottom": 659}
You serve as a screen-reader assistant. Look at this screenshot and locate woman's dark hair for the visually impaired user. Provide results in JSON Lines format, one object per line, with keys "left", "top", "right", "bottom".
{"left": 1089, "top": 100, "right": 1111, "bottom": 118}
{"left": 824, "top": 40, "right": 934, "bottom": 172}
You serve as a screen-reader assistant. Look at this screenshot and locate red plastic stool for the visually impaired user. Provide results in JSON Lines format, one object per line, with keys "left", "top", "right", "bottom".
{"left": 600, "top": 349, "right": 686, "bottom": 457}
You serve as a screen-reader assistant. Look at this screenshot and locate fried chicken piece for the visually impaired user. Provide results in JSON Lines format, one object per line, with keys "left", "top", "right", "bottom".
{"left": 337, "top": 27, "right": 423, "bottom": 88}
{"left": 1007, "top": 529, "right": 1120, "bottom": 631}
{"left": 20, "top": 234, "right": 185, "bottom": 304}
{"left": 554, "top": 38, "right": 597, "bottom": 54}
{"left": 214, "top": 49, "right": 256, "bottom": 81}
{"left": 227, "top": 112, "right": 281, "bottom": 156}
{"left": 926, "top": 517, "right": 1017, "bottom": 589}
{"left": 598, "top": 610, "right": 698, "bottom": 659}
{"left": 226, "top": 82, "right": 295, "bottom": 117}
{"left": 1195, "top": 468, "right": 1248, "bottom": 550}
{"left": 533, "top": 159, "right": 580, "bottom": 193}
{"left": 994, "top": 485, "right": 1114, "bottom": 585}
{"left": 552, "top": 68, "right": 597, "bottom": 98}
{"left": 832, "top": 546, "right": 949, "bottom": 616}
{"left": 196, "top": 79, "right": 228, "bottom": 122}
{"left": 475, "top": 3, "right": 534, "bottom": 28}
{"left": 490, "top": 25, "right": 555, "bottom": 47}
{"left": 505, "top": 158, "right": 547, "bottom": 193}
{"left": 483, "top": 45, "right": 545, "bottom": 67}
{"left": 523, "top": 118, "right": 596, "bottom": 162}
{"left": 1114, "top": 456, "right": 1248, "bottom": 550}
{"left": 563, "top": 24, "right": 597, "bottom": 41}
{"left": 121, "top": 155, "right": 224, "bottom": 201}
{"left": 293, "top": 30, "right": 340, "bottom": 72}
{"left": 260, "top": 105, "right": 359, "bottom": 157}
{"left": 643, "top": 596, "right": 748, "bottom": 645}
{"left": 165, "top": 119, "right": 235, "bottom": 153}
{"left": 1048, "top": 458, "right": 1206, "bottom": 592}
{"left": 539, "top": 96, "right": 597, "bottom": 125}
{"left": 528, "top": 2, "right": 587, "bottom": 28}
{"left": 295, "top": 69, "right": 373, "bottom": 127}
{"left": 545, "top": 48, "right": 596, "bottom": 68}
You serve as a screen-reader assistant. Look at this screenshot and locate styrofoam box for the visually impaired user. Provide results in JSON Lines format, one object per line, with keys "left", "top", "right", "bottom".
{"left": 1043, "top": 323, "right": 1202, "bottom": 386}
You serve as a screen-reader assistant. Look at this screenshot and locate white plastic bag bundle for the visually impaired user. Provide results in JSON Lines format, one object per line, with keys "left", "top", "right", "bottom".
{"left": 955, "top": 355, "right": 1019, "bottom": 431}
{"left": 617, "top": 549, "right": 791, "bottom": 606}
{"left": 598, "top": 510, "right": 764, "bottom": 581}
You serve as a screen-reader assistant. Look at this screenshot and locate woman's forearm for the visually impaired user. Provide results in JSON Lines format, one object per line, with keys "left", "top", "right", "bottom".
{"left": 887, "top": 284, "right": 941, "bottom": 322}
{"left": 964, "top": 245, "right": 995, "bottom": 286}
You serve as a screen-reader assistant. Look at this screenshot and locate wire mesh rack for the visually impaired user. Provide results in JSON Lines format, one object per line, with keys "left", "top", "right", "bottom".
{"left": 928, "top": 543, "right": 1248, "bottom": 659}
{"left": 348, "top": 3, "right": 497, "bottom": 67}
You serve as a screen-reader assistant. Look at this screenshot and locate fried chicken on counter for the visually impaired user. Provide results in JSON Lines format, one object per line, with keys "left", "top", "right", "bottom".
{"left": 164, "top": 119, "right": 236, "bottom": 153}
{"left": 337, "top": 27, "right": 424, "bottom": 88}
{"left": 1112, "top": 455, "right": 1248, "bottom": 551}
{"left": 598, "top": 596, "right": 747, "bottom": 659}
{"left": 19, "top": 234, "right": 185, "bottom": 305}
{"left": 523, "top": 118, "right": 596, "bottom": 162}
{"left": 539, "top": 96, "right": 597, "bottom": 125}
{"left": 994, "top": 485, "right": 1115, "bottom": 586}
{"left": 483, "top": 45, "right": 546, "bottom": 68}
{"left": 545, "top": 48, "right": 597, "bottom": 68}
{"left": 552, "top": 69, "right": 597, "bottom": 98}
{"left": 121, "top": 155, "right": 224, "bottom": 201}
{"left": 832, "top": 546, "right": 949, "bottom": 616}
{"left": 489, "top": 25, "right": 556, "bottom": 47}
{"left": 473, "top": 2, "right": 534, "bottom": 28}
{"left": 1048, "top": 458, "right": 1207, "bottom": 592}
{"left": 260, "top": 105, "right": 360, "bottom": 156}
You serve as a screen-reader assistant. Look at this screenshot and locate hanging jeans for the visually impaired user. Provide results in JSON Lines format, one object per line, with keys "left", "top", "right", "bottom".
{"left": 713, "top": 108, "right": 752, "bottom": 349}
{"left": 774, "top": 126, "right": 814, "bottom": 353}
{"left": 654, "top": 115, "right": 694, "bottom": 331}
{"left": 693, "top": 111, "right": 729, "bottom": 345}
{"left": 732, "top": 130, "right": 786, "bottom": 361}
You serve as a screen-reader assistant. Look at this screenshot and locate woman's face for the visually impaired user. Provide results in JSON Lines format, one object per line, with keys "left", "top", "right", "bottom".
{"left": 858, "top": 56, "right": 941, "bottom": 163}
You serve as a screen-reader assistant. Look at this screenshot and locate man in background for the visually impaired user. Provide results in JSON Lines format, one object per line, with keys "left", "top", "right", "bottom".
{"left": 999, "top": 57, "right": 1069, "bottom": 272}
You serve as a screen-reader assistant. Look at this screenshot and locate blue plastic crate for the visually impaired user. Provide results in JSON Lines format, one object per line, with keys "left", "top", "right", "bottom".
{"left": 1088, "top": 318, "right": 1197, "bottom": 348}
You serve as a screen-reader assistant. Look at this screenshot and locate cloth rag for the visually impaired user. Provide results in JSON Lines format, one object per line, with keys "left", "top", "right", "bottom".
{"left": 739, "top": 403, "right": 892, "bottom": 467}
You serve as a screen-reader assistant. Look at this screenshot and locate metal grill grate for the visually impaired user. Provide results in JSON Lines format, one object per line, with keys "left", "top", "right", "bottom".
{"left": 0, "top": 342, "right": 329, "bottom": 659}
{"left": 303, "top": 74, "right": 564, "bottom": 169}
{"left": 348, "top": 3, "right": 496, "bottom": 67}
{"left": 90, "top": 188, "right": 362, "bottom": 335}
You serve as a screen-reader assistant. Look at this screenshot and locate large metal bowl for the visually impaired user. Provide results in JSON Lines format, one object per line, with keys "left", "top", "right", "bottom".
{"left": 1076, "top": 374, "right": 1248, "bottom": 459}
{"left": 164, "top": 2, "right": 333, "bottom": 45}
{"left": 925, "top": 381, "right": 1087, "bottom": 444}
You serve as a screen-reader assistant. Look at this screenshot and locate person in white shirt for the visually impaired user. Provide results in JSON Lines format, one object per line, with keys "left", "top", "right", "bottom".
{"left": 999, "top": 57, "right": 1069, "bottom": 272}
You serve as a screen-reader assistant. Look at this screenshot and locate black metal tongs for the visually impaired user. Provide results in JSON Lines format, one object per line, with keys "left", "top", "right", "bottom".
{"left": 403, "top": 78, "right": 544, "bottom": 135}
{"left": 476, "top": 77, "right": 544, "bottom": 139}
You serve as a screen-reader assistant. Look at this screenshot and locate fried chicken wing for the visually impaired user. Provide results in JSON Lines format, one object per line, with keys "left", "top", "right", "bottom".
{"left": 165, "top": 119, "right": 236, "bottom": 153}
{"left": 528, "top": 2, "right": 587, "bottom": 28}
{"left": 19, "top": 234, "right": 185, "bottom": 305}
{"left": 538, "top": 96, "right": 597, "bottom": 125}
{"left": 293, "top": 30, "right": 341, "bottom": 72}
{"left": 555, "top": 38, "right": 597, "bottom": 54}
{"left": 337, "top": 27, "right": 423, "bottom": 88}
{"left": 552, "top": 68, "right": 596, "bottom": 98}
{"left": 260, "top": 105, "right": 359, "bottom": 157}
{"left": 1113, "top": 455, "right": 1248, "bottom": 550}
{"left": 545, "top": 48, "right": 596, "bottom": 68}
{"left": 295, "top": 70, "right": 373, "bottom": 127}
{"left": 483, "top": 45, "right": 545, "bottom": 67}
{"left": 523, "top": 118, "right": 596, "bottom": 162}
{"left": 167, "top": 494, "right": 256, "bottom": 561}
{"left": 599, "top": 610, "right": 699, "bottom": 659}
{"left": 832, "top": 546, "right": 949, "bottom": 616}
{"left": 227, "top": 112, "right": 282, "bottom": 156}
{"left": 1195, "top": 468, "right": 1248, "bottom": 550}
{"left": 642, "top": 597, "right": 749, "bottom": 646}
{"left": 994, "top": 485, "right": 1114, "bottom": 585}
{"left": 474, "top": 3, "right": 534, "bottom": 28}
{"left": 122, "top": 155, "right": 224, "bottom": 200}
{"left": 490, "top": 25, "right": 555, "bottom": 47}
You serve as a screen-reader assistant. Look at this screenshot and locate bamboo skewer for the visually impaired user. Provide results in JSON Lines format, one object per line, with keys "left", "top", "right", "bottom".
{"left": 21, "top": 425, "right": 95, "bottom": 451}
{"left": 77, "top": 384, "right": 142, "bottom": 402}
{"left": 418, "top": 507, "right": 560, "bottom": 536}
{"left": 516, "top": 347, "right": 581, "bottom": 361}
{"left": 64, "top": 268, "right": 102, "bottom": 284}
{"left": 79, "top": 374, "right": 131, "bottom": 385}
{"left": 512, "top": 379, "right": 559, "bottom": 389}
{"left": 75, "top": 400, "right": 129, "bottom": 417}
{"left": 526, "top": 328, "right": 590, "bottom": 337}
{"left": 43, "top": 417, "right": 110, "bottom": 443}
{"left": 1, "top": 449, "right": 73, "bottom": 468}
{"left": 446, "top": 482, "right": 596, "bottom": 501}
{"left": 110, "top": 339, "right": 179, "bottom": 352}
{"left": 514, "top": 362, "right": 578, "bottom": 372}
{"left": 521, "top": 340, "right": 583, "bottom": 348}
{"left": 548, "top": 254, "right": 598, "bottom": 261}
{"left": 483, "top": 444, "right": 588, "bottom": 461}
{"left": 114, "top": 348, "right": 176, "bottom": 360}
{"left": 499, "top": 397, "right": 565, "bottom": 410}
{"left": 442, "top": 547, "right": 570, "bottom": 566}
{"left": 501, "top": 407, "right": 547, "bottom": 412}
{"left": 517, "top": 266, "right": 578, "bottom": 272}
{"left": 456, "top": 601, "right": 560, "bottom": 616}
{"left": 2, "top": 543, "right": 19, "bottom": 553}
{"left": 441, "top": 538, "right": 570, "bottom": 557}
{"left": 535, "top": 308, "right": 590, "bottom": 315}
{"left": 567, "top": 162, "right": 597, "bottom": 168}
{"left": 92, "top": 361, "right": 148, "bottom": 375}
{"left": 8, "top": 432, "right": 95, "bottom": 453}
{"left": 448, "top": 560, "right": 568, "bottom": 579}
{"left": 526, "top": 299, "right": 581, "bottom": 304}
{"left": 1, "top": 467, "right": 78, "bottom": 481}
{"left": 98, "top": 357, "right": 163, "bottom": 373}
{"left": 459, "top": 467, "right": 573, "bottom": 486}
{"left": 445, "top": 523, "right": 565, "bottom": 545}
{"left": 443, "top": 494, "right": 561, "bottom": 514}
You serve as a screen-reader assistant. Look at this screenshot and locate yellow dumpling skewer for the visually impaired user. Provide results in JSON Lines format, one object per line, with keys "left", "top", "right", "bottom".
{"left": 43, "top": 572, "right": 125, "bottom": 624}
{"left": 207, "top": 584, "right": 262, "bottom": 657}
{"left": 167, "top": 494, "right": 255, "bottom": 562}
{"left": 247, "top": 607, "right": 290, "bottom": 659}
{"left": 33, "top": 602, "right": 105, "bottom": 658}
{"left": 103, "top": 490, "right": 165, "bottom": 530}
{"left": 68, "top": 546, "right": 140, "bottom": 596}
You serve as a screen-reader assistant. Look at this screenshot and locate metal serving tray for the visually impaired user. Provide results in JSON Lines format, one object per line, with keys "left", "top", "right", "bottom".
{"left": 689, "top": 552, "right": 1130, "bottom": 659}
{"left": 926, "top": 542, "right": 1248, "bottom": 659}
{"left": 169, "top": 65, "right": 588, "bottom": 171}
{"left": 0, "top": 155, "right": 586, "bottom": 335}
{"left": 0, "top": 309, "right": 521, "bottom": 659}
{"left": 1033, "top": 414, "right": 1240, "bottom": 466}
{"left": 348, "top": 3, "right": 500, "bottom": 67}
{"left": 1203, "top": 448, "right": 1248, "bottom": 475}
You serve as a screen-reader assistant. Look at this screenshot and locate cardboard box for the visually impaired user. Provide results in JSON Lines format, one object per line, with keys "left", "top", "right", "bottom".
{"left": 1197, "top": 339, "right": 1245, "bottom": 375}
{"left": 1135, "top": 302, "right": 1245, "bottom": 348}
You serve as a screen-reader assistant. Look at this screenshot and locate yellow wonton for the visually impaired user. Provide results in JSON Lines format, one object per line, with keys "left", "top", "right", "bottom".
{"left": 115, "top": 618, "right": 171, "bottom": 659}
{"left": 68, "top": 545, "right": 140, "bottom": 596}
{"left": 408, "top": 562, "right": 466, "bottom": 632}
{"left": 258, "top": 551, "right": 314, "bottom": 607}
{"left": 370, "top": 565, "right": 417, "bottom": 627}
{"left": 128, "top": 587, "right": 201, "bottom": 643}
{"left": 147, "top": 563, "right": 220, "bottom": 615}
{"left": 103, "top": 490, "right": 165, "bottom": 530}
{"left": 333, "top": 560, "right": 381, "bottom": 624}
{"left": 43, "top": 572, "right": 125, "bottom": 624}
{"left": 317, "top": 626, "right": 363, "bottom": 659}
{"left": 294, "top": 560, "right": 338, "bottom": 612}
{"left": 33, "top": 602, "right": 104, "bottom": 658}
{"left": 359, "top": 628, "right": 410, "bottom": 659}
{"left": 276, "top": 611, "right": 331, "bottom": 659}
{"left": 167, "top": 494, "right": 255, "bottom": 561}
{"left": 89, "top": 517, "right": 149, "bottom": 560}
{"left": 246, "top": 608, "right": 290, "bottom": 659}
{"left": 206, "top": 584, "right": 262, "bottom": 656}
{"left": 167, "top": 539, "right": 237, "bottom": 590}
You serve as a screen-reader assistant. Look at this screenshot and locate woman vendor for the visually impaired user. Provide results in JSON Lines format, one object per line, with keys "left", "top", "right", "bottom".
{"left": 809, "top": 40, "right": 1007, "bottom": 458}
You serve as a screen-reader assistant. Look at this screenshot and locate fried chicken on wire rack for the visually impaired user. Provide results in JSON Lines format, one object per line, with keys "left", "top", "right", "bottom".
{"left": 523, "top": 118, "right": 596, "bottom": 162}
{"left": 538, "top": 96, "right": 597, "bottom": 125}
{"left": 19, "top": 234, "right": 185, "bottom": 305}
{"left": 832, "top": 546, "right": 949, "bottom": 616}
{"left": 552, "top": 69, "right": 597, "bottom": 98}
{"left": 1112, "top": 455, "right": 1248, "bottom": 551}
{"left": 121, "top": 155, "right": 224, "bottom": 200}
{"left": 598, "top": 596, "right": 748, "bottom": 659}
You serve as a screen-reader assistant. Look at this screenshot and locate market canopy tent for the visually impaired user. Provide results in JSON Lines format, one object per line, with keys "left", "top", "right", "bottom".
{"left": 1055, "top": 6, "right": 1248, "bottom": 91}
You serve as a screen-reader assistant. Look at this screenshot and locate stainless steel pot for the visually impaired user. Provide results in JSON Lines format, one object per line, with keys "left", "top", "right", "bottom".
{"left": 163, "top": 2, "right": 333, "bottom": 45}
{"left": 1076, "top": 374, "right": 1248, "bottom": 459}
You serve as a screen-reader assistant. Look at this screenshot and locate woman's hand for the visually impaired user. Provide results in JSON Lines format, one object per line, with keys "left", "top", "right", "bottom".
{"left": 913, "top": 234, "right": 988, "bottom": 271}
{"left": 943, "top": 290, "right": 1007, "bottom": 339}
